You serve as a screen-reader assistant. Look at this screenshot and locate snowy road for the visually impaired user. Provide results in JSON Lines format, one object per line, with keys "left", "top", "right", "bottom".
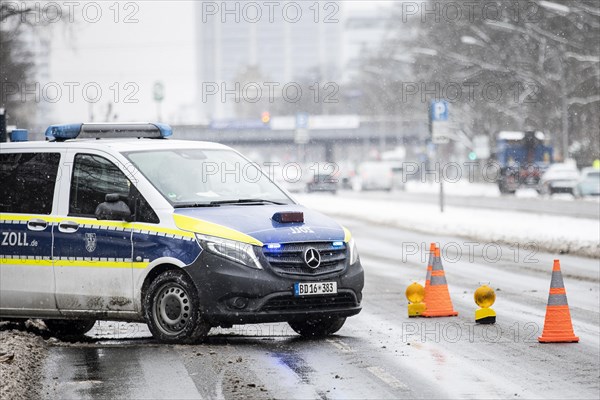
{"left": 339, "top": 188, "right": 600, "bottom": 220}
{"left": 41, "top": 218, "right": 600, "bottom": 399}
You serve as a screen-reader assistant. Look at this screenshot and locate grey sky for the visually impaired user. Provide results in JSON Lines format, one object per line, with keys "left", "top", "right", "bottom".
{"left": 47, "top": 1, "right": 393, "bottom": 124}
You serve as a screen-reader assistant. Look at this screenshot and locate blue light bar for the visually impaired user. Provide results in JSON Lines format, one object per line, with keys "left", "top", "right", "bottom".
{"left": 44, "top": 122, "right": 172, "bottom": 141}
{"left": 152, "top": 122, "right": 173, "bottom": 138}
{"left": 45, "top": 123, "right": 82, "bottom": 140}
{"left": 332, "top": 241, "right": 344, "bottom": 247}
{"left": 266, "top": 243, "right": 282, "bottom": 250}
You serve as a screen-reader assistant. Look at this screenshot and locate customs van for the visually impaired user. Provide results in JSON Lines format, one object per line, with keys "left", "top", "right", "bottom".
{"left": 0, "top": 123, "right": 364, "bottom": 343}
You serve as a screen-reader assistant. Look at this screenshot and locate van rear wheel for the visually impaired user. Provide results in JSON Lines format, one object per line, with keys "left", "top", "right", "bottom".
{"left": 144, "top": 270, "right": 210, "bottom": 344}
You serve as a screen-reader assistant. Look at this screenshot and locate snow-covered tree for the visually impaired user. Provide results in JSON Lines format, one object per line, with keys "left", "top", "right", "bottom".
{"left": 357, "top": 0, "right": 599, "bottom": 164}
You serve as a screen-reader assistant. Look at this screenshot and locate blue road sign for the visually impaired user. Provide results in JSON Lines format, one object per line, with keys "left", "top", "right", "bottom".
{"left": 430, "top": 101, "right": 449, "bottom": 122}
{"left": 296, "top": 112, "right": 309, "bottom": 129}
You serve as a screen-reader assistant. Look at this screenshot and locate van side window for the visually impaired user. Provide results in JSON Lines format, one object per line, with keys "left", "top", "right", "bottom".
{"left": 69, "top": 154, "right": 159, "bottom": 223}
{"left": 0, "top": 152, "right": 61, "bottom": 214}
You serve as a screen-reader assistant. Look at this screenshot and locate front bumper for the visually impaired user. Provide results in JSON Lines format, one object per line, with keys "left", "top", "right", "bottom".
{"left": 184, "top": 252, "right": 364, "bottom": 326}
{"left": 549, "top": 183, "right": 576, "bottom": 193}
{"left": 307, "top": 183, "right": 338, "bottom": 192}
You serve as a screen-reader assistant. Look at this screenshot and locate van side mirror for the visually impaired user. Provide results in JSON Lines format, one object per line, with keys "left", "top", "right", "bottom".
{"left": 95, "top": 193, "right": 132, "bottom": 221}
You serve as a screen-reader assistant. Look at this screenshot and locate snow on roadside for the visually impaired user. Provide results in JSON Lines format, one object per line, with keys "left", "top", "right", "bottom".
{"left": 0, "top": 328, "right": 48, "bottom": 400}
{"left": 298, "top": 194, "right": 600, "bottom": 258}
{"left": 405, "top": 181, "right": 501, "bottom": 197}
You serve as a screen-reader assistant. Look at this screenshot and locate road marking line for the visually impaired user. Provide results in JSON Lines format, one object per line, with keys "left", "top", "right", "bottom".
{"left": 326, "top": 339, "right": 354, "bottom": 352}
{"left": 367, "top": 366, "right": 408, "bottom": 390}
{"left": 215, "top": 369, "right": 225, "bottom": 400}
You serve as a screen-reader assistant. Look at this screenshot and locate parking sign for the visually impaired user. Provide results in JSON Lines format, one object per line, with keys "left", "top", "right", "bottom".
{"left": 430, "top": 101, "right": 450, "bottom": 144}
{"left": 430, "top": 101, "right": 449, "bottom": 122}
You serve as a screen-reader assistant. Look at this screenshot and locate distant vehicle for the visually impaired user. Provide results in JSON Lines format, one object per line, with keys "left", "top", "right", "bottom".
{"left": 539, "top": 163, "right": 580, "bottom": 195}
{"left": 307, "top": 173, "right": 338, "bottom": 194}
{"left": 353, "top": 161, "right": 394, "bottom": 191}
{"left": 495, "top": 131, "right": 553, "bottom": 194}
{"left": 336, "top": 161, "right": 356, "bottom": 190}
{"left": 574, "top": 167, "right": 600, "bottom": 197}
{"left": 382, "top": 148, "right": 407, "bottom": 191}
{"left": 390, "top": 163, "right": 406, "bottom": 191}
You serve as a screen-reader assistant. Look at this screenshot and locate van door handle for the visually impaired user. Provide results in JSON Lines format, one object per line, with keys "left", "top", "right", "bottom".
{"left": 58, "top": 221, "right": 80, "bottom": 233}
{"left": 27, "top": 219, "right": 48, "bottom": 231}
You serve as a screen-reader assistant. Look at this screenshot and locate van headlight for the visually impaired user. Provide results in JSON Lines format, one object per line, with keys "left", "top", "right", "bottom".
{"left": 348, "top": 238, "right": 359, "bottom": 265}
{"left": 195, "top": 234, "right": 262, "bottom": 269}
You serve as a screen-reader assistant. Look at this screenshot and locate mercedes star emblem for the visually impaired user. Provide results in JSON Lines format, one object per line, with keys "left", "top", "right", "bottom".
{"left": 304, "top": 247, "right": 321, "bottom": 269}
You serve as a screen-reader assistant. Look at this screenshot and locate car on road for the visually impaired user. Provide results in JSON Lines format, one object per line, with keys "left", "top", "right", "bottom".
{"left": 574, "top": 167, "right": 600, "bottom": 197}
{"left": 0, "top": 123, "right": 364, "bottom": 343}
{"left": 539, "top": 163, "right": 580, "bottom": 195}
{"left": 306, "top": 173, "right": 338, "bottom": 194}
{"left": 353, "top": 161, "right": 394, "bottom": 191}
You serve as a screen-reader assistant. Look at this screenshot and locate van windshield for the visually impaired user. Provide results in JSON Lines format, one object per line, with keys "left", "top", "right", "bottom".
{"left": 124, "top": 149, "right": 293, "bottom": 207}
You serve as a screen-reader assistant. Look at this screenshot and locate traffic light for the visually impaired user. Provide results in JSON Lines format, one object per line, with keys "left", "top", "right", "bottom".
{"left": 261, "top": 111, "right": 271, "bottom": 124}
{"left": 468, "top": 151, "right": 477, "bottom": 161}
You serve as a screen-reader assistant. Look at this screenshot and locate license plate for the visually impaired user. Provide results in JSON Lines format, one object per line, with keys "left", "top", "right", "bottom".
{"left": 294, "top": 282, "right": 337, "bottom": 296}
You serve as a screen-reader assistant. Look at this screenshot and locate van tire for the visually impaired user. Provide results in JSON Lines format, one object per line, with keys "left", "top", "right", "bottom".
{"left": 144, "top": 270, "right": 210, "bottom": 344}
{"left": 44, "top": 319, "right": 96, "bottom": 338}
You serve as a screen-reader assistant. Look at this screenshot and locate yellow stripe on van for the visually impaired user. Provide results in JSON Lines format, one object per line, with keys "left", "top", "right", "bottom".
{"left": 0, "top": 258, "right": 53, "bottom": 267}
{"left": 53, "top": 260, "right": 149, "bottom": 269}
{"left": 0, "top": 258, "right": 148, "bottom": 269}
{"left": 343, "top": 227, "right": 352, "bottom": 242}
{"left": 0, "top": 214, "right": 60, "bottom": 223}
{"left": 173, "top": 214, "right": 263, "bottom": 246}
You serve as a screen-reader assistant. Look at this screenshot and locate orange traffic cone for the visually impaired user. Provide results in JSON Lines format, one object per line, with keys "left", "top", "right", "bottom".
{"left": 422, "top": 247, "right": 458, "bottom": 317}
{"left": 424, "top": 243, "right": 436, "bottom": 289}
{"left": 538, "top": 260, "right": 579, "bottom": 343}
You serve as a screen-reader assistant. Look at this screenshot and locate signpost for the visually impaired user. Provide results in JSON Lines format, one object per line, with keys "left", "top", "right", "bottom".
{"left": 430, "top": 101, "right": 449, "bottom": 212}
{"left": 294, "top": 112, "right": 309, "bottom": 144}
{"left": 153, "top": 81, "right": 165, "bottom": 121}
{"left": 295, "top": 112, "right": 309, "bottom": 163}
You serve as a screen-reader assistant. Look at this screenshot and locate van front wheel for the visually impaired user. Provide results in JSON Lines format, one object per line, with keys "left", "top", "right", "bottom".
{"left": 144, "top": 270, "right": 210, "bottom": 344}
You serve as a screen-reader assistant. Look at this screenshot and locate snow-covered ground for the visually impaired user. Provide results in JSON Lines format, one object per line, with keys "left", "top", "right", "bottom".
{"left": 297, "top": 193, "right": 600, "bottom": 258}
{"left": 405, "top": 181, "right": 501, "bottom": 197}
{"left": 404, "top": 181, "right": 600, "bottom": 204}
{"left": 0, "top": 327, "right": 48, "bottom": 400}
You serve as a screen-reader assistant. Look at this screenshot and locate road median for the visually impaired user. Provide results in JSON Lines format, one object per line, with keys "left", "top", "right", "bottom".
{"left": 297, "top": 194, "right": 600, "bottom": 259}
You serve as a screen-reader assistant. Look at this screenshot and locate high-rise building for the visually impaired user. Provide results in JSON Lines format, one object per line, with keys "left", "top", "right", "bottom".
{"left": 340, "top": 5, "right": 394, "bottom": 83}
{"left": 195, "top": 1, "right": 343, "bottom": 120}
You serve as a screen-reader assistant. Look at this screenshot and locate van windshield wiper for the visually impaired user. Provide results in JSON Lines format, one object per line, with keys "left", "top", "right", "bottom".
{"left": 209, "top": 199, "right": 286, "bottom": 206}
{"left": 173, "top": 202, "right": 220, "bottom": 208}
